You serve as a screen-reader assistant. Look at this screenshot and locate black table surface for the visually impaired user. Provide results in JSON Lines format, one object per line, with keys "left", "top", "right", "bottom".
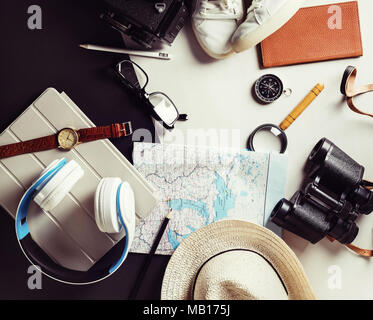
{"left": 0, "top": 0, "right": 169, "bottom": 299}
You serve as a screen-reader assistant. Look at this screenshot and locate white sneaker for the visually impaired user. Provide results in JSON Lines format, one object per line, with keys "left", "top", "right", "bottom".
{"left": 192, "top": 0, "right": 244, "bottom": 59}
{"left": 232, "top": 0, "right": 305, "bottom": 53}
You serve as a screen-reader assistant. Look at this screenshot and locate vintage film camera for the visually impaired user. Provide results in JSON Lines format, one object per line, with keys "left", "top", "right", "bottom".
{"left": 101, "top": 0, "right": 188, "bottom": 49}
{"left": 271, "top": 138, "right": 373, "bottom": 245}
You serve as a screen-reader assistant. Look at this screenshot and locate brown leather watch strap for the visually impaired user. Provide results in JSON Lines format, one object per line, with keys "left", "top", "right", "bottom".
{"left": 78, "top": 122, "right": 132, "bottom": 143}
{"left": 327, "top": 236, "right": 373, "bottom": 257}
{"left": 342, "top": 66, "right": 373, "bottom": 118}
{"left": 0, "top": 122, "right": 132, "bottom": 160}
{"left": 0, "top": 134, "right": 58, "bottom": 160}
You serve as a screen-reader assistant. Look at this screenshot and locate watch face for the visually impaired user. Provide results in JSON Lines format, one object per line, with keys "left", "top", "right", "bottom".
{"left": 57, "top": 128, "right": 79, "bottom": 150}
{"left": 254, "top": 74, "right": 284, "bottom": 104}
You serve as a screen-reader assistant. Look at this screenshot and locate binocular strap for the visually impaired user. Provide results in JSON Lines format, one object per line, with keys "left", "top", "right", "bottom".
{"left": 341, "top": 66, "right": 373, "bottom": 118}
{"left": 327, "top": 236, "right": 373, "bottom": 258}
{"left": 363, "top": 180, "right": 373, "bottom": 190}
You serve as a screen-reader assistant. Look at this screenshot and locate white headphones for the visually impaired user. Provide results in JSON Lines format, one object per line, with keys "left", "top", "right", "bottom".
{"left": 15, "top": 158, "right": 136, "bottom": 284}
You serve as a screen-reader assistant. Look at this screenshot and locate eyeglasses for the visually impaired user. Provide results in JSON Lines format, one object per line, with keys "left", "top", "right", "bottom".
{"left": 115, "top": 60, "right": 188, "bottom": 129}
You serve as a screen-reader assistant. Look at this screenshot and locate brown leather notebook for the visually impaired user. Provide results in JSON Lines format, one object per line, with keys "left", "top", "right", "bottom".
{"left": 260, "top": 1, "right": 363, "bottom": 68}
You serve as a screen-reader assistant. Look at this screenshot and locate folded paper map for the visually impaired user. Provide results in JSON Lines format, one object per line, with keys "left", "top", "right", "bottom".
{"left": 131, "top": 143, "right": 287, "bottom": 255}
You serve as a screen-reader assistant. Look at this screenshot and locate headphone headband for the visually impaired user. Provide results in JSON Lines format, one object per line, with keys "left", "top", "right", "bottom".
{"left": 15, "top": 158, "right": 132, "bottom": 285}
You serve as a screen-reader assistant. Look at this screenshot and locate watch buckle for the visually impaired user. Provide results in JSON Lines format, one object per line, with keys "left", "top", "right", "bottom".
{"left": 121, "top": 122, "right": 133, "bottom": 136}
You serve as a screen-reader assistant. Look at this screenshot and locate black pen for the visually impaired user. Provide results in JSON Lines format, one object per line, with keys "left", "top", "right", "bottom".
{"left": 129, "top": 209, "right": 172, "bottom": 300}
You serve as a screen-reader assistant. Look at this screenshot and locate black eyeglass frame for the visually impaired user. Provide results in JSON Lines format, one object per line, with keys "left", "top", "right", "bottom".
{"left": 115, "top": 59, "right": 183, "bottom": 130}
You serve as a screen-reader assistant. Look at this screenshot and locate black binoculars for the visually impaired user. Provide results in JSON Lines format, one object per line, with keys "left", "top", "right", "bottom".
{"left": 271, "top": 138, "right": 373, "bottom": 245}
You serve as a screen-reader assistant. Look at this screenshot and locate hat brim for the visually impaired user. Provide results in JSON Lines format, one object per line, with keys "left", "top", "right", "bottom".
{"left": 161, "top": 220, "right": 315, "bottom": 300}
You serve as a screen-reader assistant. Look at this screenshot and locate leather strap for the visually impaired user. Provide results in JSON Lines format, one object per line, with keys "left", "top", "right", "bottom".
{"left": 0, "top": 135, "right": 58, "bottom": 159}
{"left": 327, "top": 236, "right": 373, "bottom": 257}
{"left": 363, "top": 180, "right": 373, "bottom": 190}
{"left": 78, "top": 123, "right": 132, "bottom": 143}
{"left": 339, "top": 68, "right": 373, "bottom": 256}
{"left": 341, "top": 66, "right": 373, "bottom": 118}
{"left": 0, "top": 122, "right": 132, "bottom": 160}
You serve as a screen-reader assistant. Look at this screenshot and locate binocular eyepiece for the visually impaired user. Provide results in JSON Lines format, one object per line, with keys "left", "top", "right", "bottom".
{"left": 271, "top": 138, "right": 373, "bottom": 245}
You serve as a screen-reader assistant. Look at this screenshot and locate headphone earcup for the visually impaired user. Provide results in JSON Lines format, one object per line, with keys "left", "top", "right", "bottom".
{"left": 117, "top": 181, "right": 136, "bottom": 246}
{"left": 34, "top": 160, "right": 84, "bottom": 211}
{"left": 95, "top": 177, "right": 122, "bottom": 234}
{"left": 38, "top": 159, "right": 61, "bottom": 180}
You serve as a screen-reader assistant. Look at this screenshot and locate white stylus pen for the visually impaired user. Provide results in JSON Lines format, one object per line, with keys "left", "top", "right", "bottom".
{"left": 79, "top": 44, "right": 173, "bottom": 60}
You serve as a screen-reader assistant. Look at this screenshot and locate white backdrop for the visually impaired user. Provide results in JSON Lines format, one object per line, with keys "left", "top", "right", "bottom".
{"left": 132, "top": 0, "right": 373, "bottom": 299}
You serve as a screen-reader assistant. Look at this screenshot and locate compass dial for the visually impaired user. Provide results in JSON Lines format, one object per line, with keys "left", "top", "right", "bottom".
{"left": 254, "top": 74, "right": 284, "bottom": 103}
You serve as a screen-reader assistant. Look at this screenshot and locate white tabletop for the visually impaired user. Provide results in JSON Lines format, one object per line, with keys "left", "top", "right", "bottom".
{"left": 131, "top": 0, "right": 373, "bottom": 299}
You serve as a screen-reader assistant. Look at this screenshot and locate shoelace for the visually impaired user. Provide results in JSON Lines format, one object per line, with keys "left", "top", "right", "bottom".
{"left": 247, "top": 0, "right": 264, "bottom": 13}
{"left": 200, "top": 0, "right": 241, "bottom": 16}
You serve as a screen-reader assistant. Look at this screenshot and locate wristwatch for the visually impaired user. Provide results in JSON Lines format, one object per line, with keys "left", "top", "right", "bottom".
{"left": 0, "top": 122, "right": 132, "bottom": 160}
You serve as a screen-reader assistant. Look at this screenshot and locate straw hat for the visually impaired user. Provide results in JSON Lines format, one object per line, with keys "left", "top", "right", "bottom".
{"left": 161, "top": 220, "right": 315, "bottom": 300}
